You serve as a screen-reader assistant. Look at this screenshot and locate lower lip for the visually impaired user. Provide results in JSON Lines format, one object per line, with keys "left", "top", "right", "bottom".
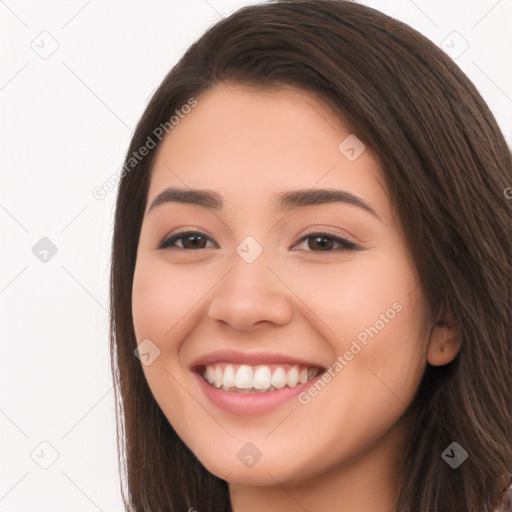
{"left": 193, "top": 371, "right": 323, "bottom": 415}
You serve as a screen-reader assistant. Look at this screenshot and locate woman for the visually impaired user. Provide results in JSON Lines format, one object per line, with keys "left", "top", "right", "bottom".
{"left": 109, "top": 1, "right": 512, "bottom": 510}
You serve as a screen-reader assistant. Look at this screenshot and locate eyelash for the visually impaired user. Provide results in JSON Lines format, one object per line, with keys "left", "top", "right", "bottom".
{"left": 157, "top": 230, "right": 361, "bottom": 252}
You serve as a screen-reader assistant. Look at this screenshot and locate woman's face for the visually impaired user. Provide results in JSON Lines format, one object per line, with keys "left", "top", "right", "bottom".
{"left": 132, "top": 83, "right": 433, "bottom": 487}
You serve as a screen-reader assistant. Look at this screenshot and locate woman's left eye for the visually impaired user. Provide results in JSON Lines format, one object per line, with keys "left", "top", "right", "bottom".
{"left": 294, "top": 232, "right": 360, "bottom": 252}
{"left": 158, "top": 230, "right": 360, "bottom": 252}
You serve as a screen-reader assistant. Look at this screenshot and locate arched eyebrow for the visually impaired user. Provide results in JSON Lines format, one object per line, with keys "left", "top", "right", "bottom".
{"left": 147, "top": 187, "right": 381, "bottom": 221}
{"left": 275, "top": 188, "right": 380, "bottom": 220}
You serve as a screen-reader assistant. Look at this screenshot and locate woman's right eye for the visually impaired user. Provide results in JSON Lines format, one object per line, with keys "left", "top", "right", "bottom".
{"left": 158, "top": 231, "right": 216, "bottom": 250}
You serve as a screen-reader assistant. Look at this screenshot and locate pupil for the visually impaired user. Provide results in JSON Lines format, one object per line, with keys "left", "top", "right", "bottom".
{"left": 311, "top": 235, "right": 332, "bottom": 251}
{"left": 185, "top": 234, "right": 205, "bottom": 249}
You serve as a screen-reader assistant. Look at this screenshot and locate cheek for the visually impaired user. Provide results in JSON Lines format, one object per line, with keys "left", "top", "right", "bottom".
{"left": 131, "top": 260, "right": 200, "bottom": 430}
{"left": 283, "top": 245, "right": 422, "bottom": 346}
{"left": 289, "top": 247, "right": 427, "bottom": 415}
{"left": 131, "top": 259, "right": 197, "bottom": 341}
{"left": 132, "top": 271, "right": 163, "bottom": 343}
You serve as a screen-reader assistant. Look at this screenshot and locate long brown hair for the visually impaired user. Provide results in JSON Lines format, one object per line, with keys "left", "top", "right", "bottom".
{"left": 109, "top": 1, "right": 512, "bottom": 510}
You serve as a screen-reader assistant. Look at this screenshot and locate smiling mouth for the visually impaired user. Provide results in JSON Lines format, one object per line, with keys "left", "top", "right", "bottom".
{"left": 198, "top": 363, "right": 324, "bottom": 393}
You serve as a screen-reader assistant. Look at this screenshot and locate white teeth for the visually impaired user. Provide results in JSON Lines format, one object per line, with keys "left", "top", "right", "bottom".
{"left": 253, "top": 367, "right": 272, "bottom": 390}
{"left": 223, "top": 364, "right": 236, "bottom": 388}
{"left": 235, "top": 365, "right": 253, "bottom": 389}
{"left": 214, "top": 366, "right": 223, "bottom": 388}
{"left": 202, "top": 362, "right": 322, "bottom": 393}
{"left": 271, "top": 367, "right": 287, "bottom": 389}
{"left": 206, "top": 366, "right": 215, "bottom": 384}
{"left": 286, "top": 365, "right": 299, "bottom": 387}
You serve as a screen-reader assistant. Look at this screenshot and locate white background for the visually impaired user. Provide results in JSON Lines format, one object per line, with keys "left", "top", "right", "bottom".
{"left": 1, "top": 1, "right": 511, "bottom": 510}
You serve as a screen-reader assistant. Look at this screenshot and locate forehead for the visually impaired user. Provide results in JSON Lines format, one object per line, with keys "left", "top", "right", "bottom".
{"left": 147, "top": 83, "right": 389, "bottom": 219}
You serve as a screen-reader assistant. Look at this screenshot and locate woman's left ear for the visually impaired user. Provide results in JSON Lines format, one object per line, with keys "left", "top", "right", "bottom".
{"left": 426, "top": 310, "right": 462, "bottom": 366}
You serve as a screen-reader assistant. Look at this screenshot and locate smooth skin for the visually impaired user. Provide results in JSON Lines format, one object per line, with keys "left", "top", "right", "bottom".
{"left": 131, "top": 83, "right": 461, "bottom": 512}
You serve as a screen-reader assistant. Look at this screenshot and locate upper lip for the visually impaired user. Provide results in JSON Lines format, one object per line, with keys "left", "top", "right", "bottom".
{"left": 189, "top": 349, "right": 326, "bottom": 371}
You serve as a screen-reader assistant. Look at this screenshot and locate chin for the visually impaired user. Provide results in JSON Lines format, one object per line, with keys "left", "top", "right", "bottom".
{"left": 194, "top": 443, "right": 318, "bottom": 487}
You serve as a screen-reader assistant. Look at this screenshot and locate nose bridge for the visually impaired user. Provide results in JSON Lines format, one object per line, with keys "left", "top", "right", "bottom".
{"left": 225, "top": 233, "right": 277, "bottom": 299}
{"left": 207, "top": 234, "right": 294, "bottom": 330}
{"left": 235, "top": 234, "right": 266, "bottom": 266}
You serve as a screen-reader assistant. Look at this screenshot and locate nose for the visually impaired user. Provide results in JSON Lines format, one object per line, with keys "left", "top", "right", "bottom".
{"left": 207, "top": 251, "right": 294, "bottom": 331}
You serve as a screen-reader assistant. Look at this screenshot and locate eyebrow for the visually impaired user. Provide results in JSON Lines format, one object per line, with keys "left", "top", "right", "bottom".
{"left": 147, "top": 187, "right": 381, "bottom": 220}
